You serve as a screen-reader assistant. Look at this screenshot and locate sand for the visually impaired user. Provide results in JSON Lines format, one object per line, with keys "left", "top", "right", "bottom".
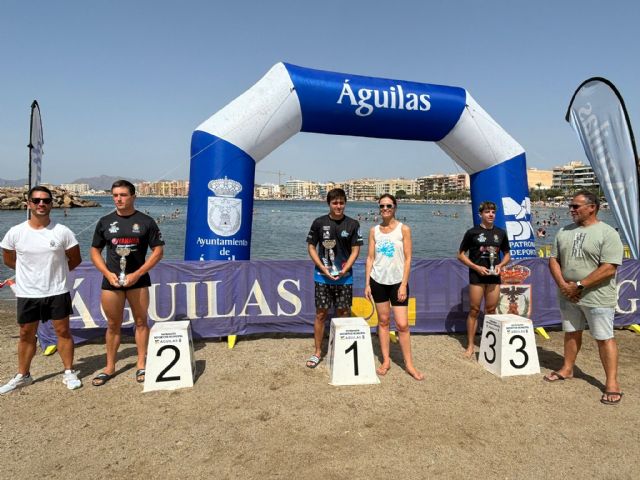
{"left": 0, "top": 299, "right": 638, "bottom": 479}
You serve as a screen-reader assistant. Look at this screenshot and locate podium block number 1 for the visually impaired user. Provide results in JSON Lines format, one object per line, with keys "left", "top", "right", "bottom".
{"left": 328, "top": 317, "right": 380, "bottom": 386}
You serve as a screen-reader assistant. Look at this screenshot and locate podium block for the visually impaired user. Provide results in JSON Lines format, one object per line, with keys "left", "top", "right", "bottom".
{"left": 478, "top": 314, "right": 540, "bottom": 377}
{"left": 143, "top": 320, "right": 196, "bottom": 393}
{"left": 327, "top": 317, "right": 380, "bottom": 386}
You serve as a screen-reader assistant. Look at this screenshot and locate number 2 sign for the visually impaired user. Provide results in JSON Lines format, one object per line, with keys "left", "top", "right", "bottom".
{"left": 143, "top": 320, "right": 196, "bottom": 392}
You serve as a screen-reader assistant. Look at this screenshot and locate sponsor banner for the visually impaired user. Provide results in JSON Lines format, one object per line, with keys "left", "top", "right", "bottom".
{"left": 566, "top": 78, "right": 640, "bottom": 259}
{"left": 36, "top": 259, "right": 640, "bottom": 346}
{"left": 185, "top": 131, "right": 255, "bottom": 260}
{"left": 29, "top": 100, "right": 44, "bottom": 188}
{"left": 284, "top": 63, "right": 466, "bottom": 142}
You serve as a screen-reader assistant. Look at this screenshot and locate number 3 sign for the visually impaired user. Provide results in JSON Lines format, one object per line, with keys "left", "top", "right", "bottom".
{"left": 143, "top": 320, "right": 196, "bottom": 392}
{"left": 478, "top": 314, "right": 541, "bottom": 377}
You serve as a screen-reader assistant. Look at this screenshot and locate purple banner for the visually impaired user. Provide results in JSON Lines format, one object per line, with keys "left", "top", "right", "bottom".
{"left": 37, "top": 259, "right": 640, "bottom": 346}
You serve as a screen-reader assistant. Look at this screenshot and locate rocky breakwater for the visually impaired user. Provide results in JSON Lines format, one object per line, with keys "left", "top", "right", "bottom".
{"left": 0, "top": 187, "right": 100, "bottom": 210}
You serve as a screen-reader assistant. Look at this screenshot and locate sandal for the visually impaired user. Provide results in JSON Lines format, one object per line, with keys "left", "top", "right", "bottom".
{"left": 600, "top": 391, "right": 623, "bottom": 405}
{"left": 136, "top": 369, "right": 146, "bottom": 383}
{"left": 91, "top": 372, "right": 113, "bottom": 387}
{"left": 306, "top": 355, "right": 321, "bottom": 369}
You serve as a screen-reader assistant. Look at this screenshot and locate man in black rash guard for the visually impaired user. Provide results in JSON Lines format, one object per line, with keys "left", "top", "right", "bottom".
{"left": 457, "top": 201, "right": 510, "bottom": 359}
{"left": 90, "top": 180, "right": 164, "bottom": 386}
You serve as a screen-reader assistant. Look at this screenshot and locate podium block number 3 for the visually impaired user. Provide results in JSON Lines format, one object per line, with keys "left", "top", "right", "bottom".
{"left": 345, "top": 341, "right": 359, "bottom": 376}
{"left": 156, "top": 345, "right": 181, "bottom": 382}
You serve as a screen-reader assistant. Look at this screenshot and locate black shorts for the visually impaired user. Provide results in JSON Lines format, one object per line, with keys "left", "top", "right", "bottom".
{"left": 101, "top": 273, "right": 151, "bottom": 291}
{"left": 315, "top": 282, "right": 353, "bottom": 310}
{"left": 369, "top": 277, "right": 409, "bottom": 307}
{"left": 469, "top": 269, "right": 501, "bottom": 285}
{"left": 17, "top": 292, "right": 73, "bottom": 325}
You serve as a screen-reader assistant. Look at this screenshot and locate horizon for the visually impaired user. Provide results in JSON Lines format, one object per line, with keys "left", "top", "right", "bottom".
{"left": 0, "top": 161, "right": 580, "bottom": 186}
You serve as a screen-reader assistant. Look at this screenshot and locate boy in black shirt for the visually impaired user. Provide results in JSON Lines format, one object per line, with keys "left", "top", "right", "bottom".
{"left": 457, "top": 201, "right": 510, "bottom": 359}
{"left": 90, "top": 180, "right": 164, "bottom": 386}
{"left": 305, "top": 188, "right": 363, "bottom": 368}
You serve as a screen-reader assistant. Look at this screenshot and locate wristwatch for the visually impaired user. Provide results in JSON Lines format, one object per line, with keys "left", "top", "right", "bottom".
{"left": 576, "top": 281, "right": 585, "bottom": 290}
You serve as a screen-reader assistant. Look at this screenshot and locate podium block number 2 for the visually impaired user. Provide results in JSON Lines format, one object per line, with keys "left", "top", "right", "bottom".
{"left": 345, "top": 341, "right": 359, "bottom": 376}
{"left": 156, "top": 345, "right": 181, "bottom": 382}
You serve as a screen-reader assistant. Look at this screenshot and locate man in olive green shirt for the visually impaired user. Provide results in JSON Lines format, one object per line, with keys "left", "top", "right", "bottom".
{"left": 545, "top": 190, "right": 624, "bottom": 405}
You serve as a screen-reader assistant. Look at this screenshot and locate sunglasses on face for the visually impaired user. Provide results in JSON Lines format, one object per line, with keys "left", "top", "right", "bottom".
{"left": 379, "top": 204, "right": 395, "bottom": 209}
{"left": 568, "top": 203, "right": 593, "bottom": 210}
{"left": 30, "top": 197, "right": 52, "bottom": 205}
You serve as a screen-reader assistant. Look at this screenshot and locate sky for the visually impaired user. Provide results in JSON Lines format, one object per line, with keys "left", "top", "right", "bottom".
{"left": 1, "top": 0, "right": 638, "bottom": 185}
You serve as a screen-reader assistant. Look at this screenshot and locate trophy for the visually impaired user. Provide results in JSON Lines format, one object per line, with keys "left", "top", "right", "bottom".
{"left": 115, "top": 246, "right": 131, "bottom": 286}
{"left": 487, "top": 246, "right": 498, "bottom": 275}
{"left": 322, "top": 239, "right": 340, "bottom": 276}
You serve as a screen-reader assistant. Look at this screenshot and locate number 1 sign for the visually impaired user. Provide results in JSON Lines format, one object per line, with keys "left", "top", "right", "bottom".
{"left": 478, "top": 314, "right": 541, "bottom": 377}
{"left": 327, "top": 317, "right": 380, "bottom": 386}
{"left": 143, "top": 320, "right": 196, "bottom": 392}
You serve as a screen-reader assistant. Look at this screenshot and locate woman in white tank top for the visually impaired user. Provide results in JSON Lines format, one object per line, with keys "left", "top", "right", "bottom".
{"left": 364, "top": 194, "right": 424, "bottom": 381}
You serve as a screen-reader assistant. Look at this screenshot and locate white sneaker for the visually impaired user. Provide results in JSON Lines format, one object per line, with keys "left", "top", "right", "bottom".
{"left": 0, "top": 373, "right": 34, "bottom": 395}
{"left": 62, "top": 370, "right": 82, "bottom": 390}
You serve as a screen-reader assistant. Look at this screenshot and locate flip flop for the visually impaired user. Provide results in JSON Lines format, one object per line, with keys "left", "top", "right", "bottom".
{"left": 136, "top": 369, "right": 146, "bottom": 383}
{"left": 306, "top": 355, "right": 321, "bottom": 369}
{"left": 543, "top": 371, "right": 568, "bottom": 382}
{"left": 600, "top": 391, "right": 623, "bottom": 405}
{"left": 91, "top": 372, "right": 113, "bottom": 387}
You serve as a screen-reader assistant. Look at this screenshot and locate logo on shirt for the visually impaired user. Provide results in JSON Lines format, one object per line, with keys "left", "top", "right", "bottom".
{"left": 111, "top": 237, "right": 140, "bottom": 246}
{"left": 478, "top": 233, "right": 486, "bottom": 243}
{"left": 572, "top": 232, "right": 586, "bottom": 258}
{"left": 494, "top": 234, "right": 499, "bottom": 242}
{"left": 322, "top": 226, "right": 331, "bottom": 240}
{"left": 207, "top": 177, "right": 242, "bottom": 237}
{"left": 109, "top": 221, "right": 119, "bottom": 234}
{"left": 49, "top": 240, "right": 56, "bottom": 248}
{"left": 377, "top": 240, "right": 395, "bottom": 258}
{"left": 132, "top": 223, "right": 140, "bottom": 233}
{"left": 341, "top": 230, "right": 349, "bottom": 238}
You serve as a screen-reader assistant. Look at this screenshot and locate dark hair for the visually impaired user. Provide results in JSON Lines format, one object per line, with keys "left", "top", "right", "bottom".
{"left": 111, "top": 179, "right": 136, "bottom": 195}
{"left": 478, "top": 201, "right": 497, "bottom": 213}
{"left": 378, "top": 193, "right": 397, "bottom": 206}
{"left": 326, "top": 188, "right": 347, "bottom": 204}
{"left": 573, "top": 189, "right": 600, "bottom": 211}
{"left": 27, "top": 185, "right": 53, "bottom": 200}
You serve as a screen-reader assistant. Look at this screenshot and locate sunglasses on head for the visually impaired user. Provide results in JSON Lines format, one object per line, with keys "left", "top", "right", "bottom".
{"left": 568, "top": 203, "right": 592, "bottom": 210}
{"left": 379, "top": 204, "right": 395, "bottom": 209}
{"left": 30, "top": 197, "right": 52, "bottom": 205}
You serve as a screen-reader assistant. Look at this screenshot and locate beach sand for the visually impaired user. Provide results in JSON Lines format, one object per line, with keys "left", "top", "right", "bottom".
{"left": 0, "top": 299, "right": 638, "bottom": 479}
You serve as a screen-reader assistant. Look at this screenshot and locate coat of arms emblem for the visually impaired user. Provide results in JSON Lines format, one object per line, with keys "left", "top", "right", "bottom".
{"left": 207, "top": 176, "right": 242, "bottom": 236}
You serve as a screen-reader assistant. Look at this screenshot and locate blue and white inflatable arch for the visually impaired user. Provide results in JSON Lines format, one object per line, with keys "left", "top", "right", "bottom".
{"left": 186, "top": 63, "right": 535, "bottom": 261}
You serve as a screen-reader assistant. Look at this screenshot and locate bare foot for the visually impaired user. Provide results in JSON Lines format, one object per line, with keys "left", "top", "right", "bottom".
{"left": 462, "top": 348, "right": 475, "bottom": 359}
{"left": 406, "top": 366, "right": 425, "bottom": 381}
{"left": 376, "top": 363, "right": 391, "bottom": 376}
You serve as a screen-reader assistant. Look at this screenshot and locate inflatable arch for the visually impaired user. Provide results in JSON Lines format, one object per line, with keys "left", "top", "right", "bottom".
{"left": 186, "top": 63, "right": 535, "bottom": 261}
